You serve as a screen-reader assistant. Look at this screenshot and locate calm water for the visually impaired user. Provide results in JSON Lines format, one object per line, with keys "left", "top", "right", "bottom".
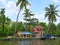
{"left": 0, "top": 39, "right": 60, "bottom": 45}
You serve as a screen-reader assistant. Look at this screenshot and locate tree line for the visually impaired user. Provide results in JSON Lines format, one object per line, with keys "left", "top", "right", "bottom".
{"left": 0, "top": 8, "right": 60, "bottom": 36}
{"left": 0, "top": 0, "right": 60, "bottom": 37}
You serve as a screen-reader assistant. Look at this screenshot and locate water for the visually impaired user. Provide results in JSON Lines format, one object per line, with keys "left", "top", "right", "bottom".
{"left": 21, "top": 40, "right": 31, "bottom": 45}
{"left": 0, "top": 39, "right": 60, "bottom": 45}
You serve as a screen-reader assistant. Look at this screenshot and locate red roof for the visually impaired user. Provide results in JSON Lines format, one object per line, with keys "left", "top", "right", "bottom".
{"left": 35, "top": 25, "right": 43, "bottom": 28}
{"left": 32, "top": 25, "right": 44, "bottom": 32}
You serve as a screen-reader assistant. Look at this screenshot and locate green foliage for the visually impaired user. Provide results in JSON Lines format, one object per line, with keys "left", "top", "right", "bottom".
{"left": 47, "top": 23, "right": 57, "bottom": 36}
{"left": 16, "top": 0, "right": 30, "bottom": 10}
{"left": 56, "top": 23, "right": 60, "bottom": 36}
{"left": 39, "top": 22, "right": 47, "bottom": 32}
{"left": 11, "top": 22, "right": 24, "bottom": 32}
{"left": 57, "top": 23, "right": 60, "bottom": 30}
{"left": 0, "top": 8, "right": 12, "bottom": 37}
{"left": 45, "top": 4, "right": 60, "bottom": 36}
{"left": 0, "top": 3, "right": 60, "bottom": 37}
{"left": 14, "top": 0, "right": 31, "bottom": 36}
{"left": 45, "top": 4, "right": 59, "bottom": 23}
{"left": 23, "top": 9, "right": 34, "bottom": 31}
{"left": 17, "top": 22, "right": 24, "bottom": 31}
{"left": 23, "top": 9, "right": 39, "bottom": 32}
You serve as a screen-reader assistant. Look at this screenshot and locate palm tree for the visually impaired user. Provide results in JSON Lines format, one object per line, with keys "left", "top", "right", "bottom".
{"left": 15, "top": 0, "right": 30, "bottom": 35}
{"left": 29, "top": 18, "right": 38, "bottom": 26}
{"left": 0, "top": 8, "right": 6, "bottom": 31}
{"left": 23, "top": 9, "right": 34, "bottom": 20}
{"left": 23, "top": 9, "right": 34, "bottom": 31}
{"left": 45, "top": 4, "right": 60, "bottom": 33}
{"left": 6, "top": 17, "right": 11, "bottom": 25}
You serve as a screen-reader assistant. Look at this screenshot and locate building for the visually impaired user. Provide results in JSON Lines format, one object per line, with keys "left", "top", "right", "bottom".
{"left": 16, "top": 31, "right": 31, "bottom": 38}
{"left": 32, "top": 25, "right": 45, "bottom": 37}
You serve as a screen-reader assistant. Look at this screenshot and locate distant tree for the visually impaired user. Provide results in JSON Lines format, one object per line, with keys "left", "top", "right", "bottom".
{"left": 30, "top": 18, "right": 39, "bottom": 27}
{"left": 57, "top": 23, "right": 60, "bottom": 30}
{"left": 6, "top": 17, "right": 11, "bottom": 25}
{"left": 39, "top": 22, "right": 47, "bottom": 31}
{"left": 23, "top": 9, "right": 34, "bottom": 23}
{"left": 11, "top": 22, "right": 16, "bottom": 32}
{"left": 23, "top": 9, "right": 34, "bottom": 31}
{"left": 0, "top": 8, "right": 6, "bottom": 31}
{"left": 0, "top": 8, "right": 12, "bottom": 36}
{"left": 17, "top": 22, "right": 24, "bottom": 31}
{"left": 56, "top": 23, "right": 60, "bottom": 36}
{"left": 48, "top": 23, "right": 57, "bottom": 35}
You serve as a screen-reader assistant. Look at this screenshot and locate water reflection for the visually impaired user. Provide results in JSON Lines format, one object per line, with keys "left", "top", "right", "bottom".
{"left": 21, "top": 40, "right": 30, "bottom": 45}
{"left": 31, "top": 40, "right": 44, "bottom": 45}
{"left": 16, "top": 40, "right": 45, "bottom": 45}
{"left": 0, "top": 39, "right": 60, "bottom": 45}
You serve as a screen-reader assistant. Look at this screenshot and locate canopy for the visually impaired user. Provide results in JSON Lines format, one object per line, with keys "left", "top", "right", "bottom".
{"left": 23, "top": 32, "right": 31, "bottom": 35}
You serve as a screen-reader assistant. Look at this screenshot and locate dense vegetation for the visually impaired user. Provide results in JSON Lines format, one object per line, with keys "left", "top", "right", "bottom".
{"left": 0, "top": 0, "right": 60, "bottom": 37}
{"left": 0, "top": 8, "right": 60, "bottom": 37}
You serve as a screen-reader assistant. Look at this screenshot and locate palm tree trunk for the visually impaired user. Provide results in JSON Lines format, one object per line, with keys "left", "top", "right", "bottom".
{"left": 46, "top": 22, "right": 51, "bottom": 34}
{"left": 2, "top": 22, "right": 4, "bottom": 31}
{"left": 2, "top": 15, "right": 4, "bottom": 31}
{"left": 14, "top": 9, "right": 21, "bottom": 36}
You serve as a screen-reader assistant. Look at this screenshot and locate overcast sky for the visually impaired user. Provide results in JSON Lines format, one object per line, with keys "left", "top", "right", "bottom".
{"left": 0, "top": 0, "right": 60, "bottom": 24}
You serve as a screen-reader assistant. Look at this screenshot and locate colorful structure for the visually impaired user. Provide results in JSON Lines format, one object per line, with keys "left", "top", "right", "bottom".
{"left": 16, "top": 32, "right": 31, "bottom": 38}
{"left": 32, "top": 25, "right": 45, "bottom": 37}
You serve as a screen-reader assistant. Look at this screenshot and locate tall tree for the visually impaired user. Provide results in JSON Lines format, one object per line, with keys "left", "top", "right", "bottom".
{"left": 23, "top": 9, "right": 34, "bottom": 31}
{"left": 6, "top": 17, "right": 11, "bottom": 25}
{"left": 45, "top": 4, "right": 60, "bottom": 33}
{"left": 23, "top": 9, "right": 34, "bottom": 21}
{"left": 15, "top": 0, "right": 30, "bottom": 35}
{"left": 0, "top": 8, "right": 12, "bottom": 36}
{"left": 30, "top": 18, "right": 39, "bottom": 27}
{"left": 0, "top": 8, "right": 6, "bottom": 31}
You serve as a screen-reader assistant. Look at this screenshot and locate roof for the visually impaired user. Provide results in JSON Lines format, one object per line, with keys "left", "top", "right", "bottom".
{"left": 35, "top": 25, "right": 43, "bottom": 28}
{"left": 17, "top": 32, "right": 23, "bottom": 34}
{"left": 23, "top": 32, "right": 31, "bottom": 34}
{"left": 32, "top": 25, "right": 44, "bottom": 32}
{"left": 17, "top": 31, "right": 31, "bottom": 35}
{"left": 33, "top": 28, "right": 43, "bottom": 32}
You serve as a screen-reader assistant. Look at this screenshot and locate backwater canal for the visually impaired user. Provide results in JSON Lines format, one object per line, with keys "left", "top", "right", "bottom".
{"left": 0, "top": 39, "right": 60, "bottom": 45}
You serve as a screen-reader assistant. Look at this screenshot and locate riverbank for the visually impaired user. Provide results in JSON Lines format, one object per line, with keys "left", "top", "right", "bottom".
{"left": 0, "top": 37, "right": 58, "bottom": 41}
{"left": 0, "top": 38, "right": 60, "bottom": 45}
{"left": 0, "top": 37, "right": 41, "bottom": 41}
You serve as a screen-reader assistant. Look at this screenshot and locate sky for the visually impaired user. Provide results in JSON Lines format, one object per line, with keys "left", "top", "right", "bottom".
{"left": 0, "top": 0, "right": 60, "bottom": 24}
